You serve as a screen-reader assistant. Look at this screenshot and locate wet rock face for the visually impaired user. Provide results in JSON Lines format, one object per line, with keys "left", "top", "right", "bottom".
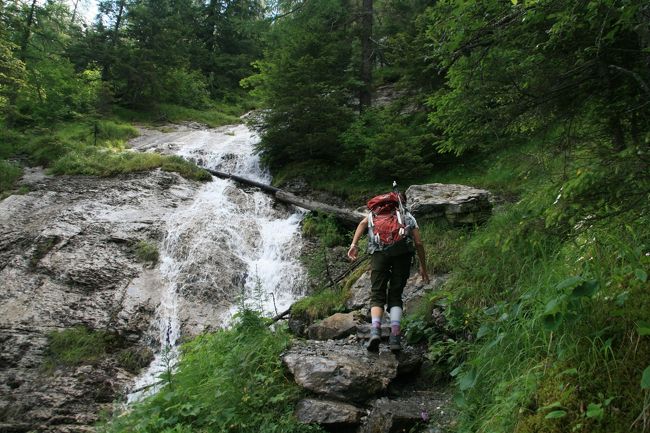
{"left": 406, "top": 183, "right": 492, "bottom": 225}
{"left": 0, "top": 169, "right": 199, "bottom": 433}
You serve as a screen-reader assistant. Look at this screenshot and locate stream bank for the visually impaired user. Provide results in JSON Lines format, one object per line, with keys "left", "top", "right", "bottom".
{"left": 0, "top": 122, "right": 305, "bottom": 432}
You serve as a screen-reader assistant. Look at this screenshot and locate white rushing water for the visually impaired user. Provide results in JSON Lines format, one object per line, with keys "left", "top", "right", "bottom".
{"left": 128, "top": 124, "right": 304, "bottom": 402}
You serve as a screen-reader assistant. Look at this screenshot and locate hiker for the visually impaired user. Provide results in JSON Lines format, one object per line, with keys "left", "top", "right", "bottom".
{"left": 347, "top": 191, "right": 430, "bottom": 352}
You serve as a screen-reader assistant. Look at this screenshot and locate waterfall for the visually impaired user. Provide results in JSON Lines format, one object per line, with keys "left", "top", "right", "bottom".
{"left": 128, "top": 124, "right": 304, "bottom": 402}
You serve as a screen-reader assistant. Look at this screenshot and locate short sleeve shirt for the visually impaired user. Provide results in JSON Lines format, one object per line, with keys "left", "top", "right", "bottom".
{"left": 367, "top": 210, "right": 418, "bottom": 254}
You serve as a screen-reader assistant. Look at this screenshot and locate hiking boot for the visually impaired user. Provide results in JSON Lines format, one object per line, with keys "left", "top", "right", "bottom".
{"left": 389, "top": 334, "right": 401, "bottom": 352}
{"left": 366, "top": 328, "right": 381, "bottom": 352}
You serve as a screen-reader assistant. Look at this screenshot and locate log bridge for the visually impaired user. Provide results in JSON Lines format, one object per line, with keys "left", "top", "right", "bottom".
{"left": 202, "top": 167, "right": 366, "bottom": 228}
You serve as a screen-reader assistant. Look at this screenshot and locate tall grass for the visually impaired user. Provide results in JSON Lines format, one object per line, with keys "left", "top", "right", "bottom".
{"left": 113, "top": 102, "right": 245, "bottom": 128}
{"left": 0, "top": 160, "right": 23, "bottom": 198}
{"left": 44, "top": 326, "right": 117, "bottom": 370}
{"left": 437, "top": 193, "right": 649, "bottom": 433}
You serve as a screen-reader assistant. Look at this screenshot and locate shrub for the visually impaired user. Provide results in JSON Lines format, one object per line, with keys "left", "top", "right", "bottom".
{"left": 291, "top": 288, "right": 349, "bottom": 322}
{"left": 134, "top": 240, "right": 159, "bottom": 265}
{"left": 103, "top": 311, "right": 323, "bottom": 433}
{"left": 301, "top": 213, "right": 345, "bottom": 247}
{"left": 117, "top": 347, "right": 154, "bottom": 374}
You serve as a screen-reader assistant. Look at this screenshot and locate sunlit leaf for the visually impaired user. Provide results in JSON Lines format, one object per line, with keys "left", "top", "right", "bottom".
{"left": 459, "top": 368, "right": 477, "bottom": 391}
{"left": 556, "top": 276, "right": 583, "bottom": 290}
{"left": 545, "top": 410, "right": 567, "bottom": 419}
{"left": 544, "top": 297, "right": 563, "bottom": 315}
{"left": 477, "top": 324, "right": 491, "bottom": 339}
{"left": 635, "top": 269, "right": 648, "bottom": 283}
{"left": 586, "top": 403, "right": 604, "bottom": 419}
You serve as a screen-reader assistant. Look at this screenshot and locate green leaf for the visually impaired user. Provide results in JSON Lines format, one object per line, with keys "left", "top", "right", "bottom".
{"left": 571, "top": 280, "right": 599, "bottom": 298}
{"left": 641, "top": 365, "right": 650, "bottom": 389}
{"left": 540, "top": 401, "right": 563, "bottom": 410}
{"left": 586, "top": 403, "right": 604, "bottom": 419}
{"left": 543, "top": 313, "right": 562, "bottom": 331}
{"left": 637, "top": 321, "right": 650, "bottom": 336}
{"left": 545, "top": 410, "right": 567, "bottom": 419}
{"left": 635, "top": 269, "right": 648, "bottom": 283}
{"left": 544, "top": 297, "right": 563, "bottom": 315}
{"left": 559, "top": 368, "right": 578, "bottom": 376}
{"left": 615, "top": 291, "right": 629, "bottom": 306}
{"left": 477, "top": 324, "right": 491, "bottom": 339}
{"left": 459, "top": 368, "right": 477, "bottom": 391}
{"left": 556, "top": 276, "right": 583, "bottom": 290}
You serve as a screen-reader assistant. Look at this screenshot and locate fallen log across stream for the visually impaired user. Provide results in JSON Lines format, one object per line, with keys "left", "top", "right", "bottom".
{"left": 202, "top": 167, "right": 366, "bottom": 228}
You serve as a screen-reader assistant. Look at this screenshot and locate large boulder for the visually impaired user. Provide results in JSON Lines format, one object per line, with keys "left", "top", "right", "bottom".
{"left": 406, "top": 183, "right": 492, "bottom": 225}
{"left": 294, "top": 398, "right": 363, "bottom": 425}
{"left": 282, "top": 340, "right": 399, "bottom": 402}
{"left": 307, "top": 312, "right": 362, "bottom": 341}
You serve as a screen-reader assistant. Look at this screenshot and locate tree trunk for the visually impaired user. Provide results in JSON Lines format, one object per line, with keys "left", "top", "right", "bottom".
{"left": 19, "top": 0, "right": 37, "bottom": 62}
{"left": 359, "top": 0, "right": 373, "bottom": 112}
{"left": 204, "top": 167, "right": 366, "bottom": 228}
{"left": 71, "top": 0, "right": 80, "bottom": 24}
{"left": 102, "top": 0, "right": 126, "bottom": 81}
{"left": 6, "top": 0, "right": 37, "bottom": 126}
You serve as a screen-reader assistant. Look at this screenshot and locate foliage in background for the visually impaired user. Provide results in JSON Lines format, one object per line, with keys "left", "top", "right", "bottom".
{"left": 243, "top": 0, "right": 355, "bottom": 172}
{"left": 103, "top": 310, "right": 323, "bottom": 433}
{"left": 0, "top": 0, "right": 261, "bottom": 192}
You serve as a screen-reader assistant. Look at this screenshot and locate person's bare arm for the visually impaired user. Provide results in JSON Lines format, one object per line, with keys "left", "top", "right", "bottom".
{"left": 347, "top": 216, "right": 368, "bottom": 261}
{"left": 411, "top": 228, "right": 430, "bottom": 283}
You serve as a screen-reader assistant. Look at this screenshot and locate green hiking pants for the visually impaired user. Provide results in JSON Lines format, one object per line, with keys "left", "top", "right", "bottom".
{"left": 369, "top": 250, "right": 413, "bottom": 309}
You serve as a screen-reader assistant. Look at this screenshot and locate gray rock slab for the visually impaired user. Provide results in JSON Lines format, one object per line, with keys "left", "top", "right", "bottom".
{"left": 361, "top": 391, "right": 455, "bottom": 433}
{"left": 0, "top": 170, "right": 203, "bottom": 432}
{"left": 295, "top": 398, "right": 363, "bottom": 425}
{"left": 406, "top": 183, "right": 492, "bottom": 225}
{"left": 282, "top": 340, "right": 399, "bottom": 403}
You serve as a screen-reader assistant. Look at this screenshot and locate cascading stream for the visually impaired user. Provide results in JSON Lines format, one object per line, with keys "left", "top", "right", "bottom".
{"left": 128, "top": 124, "right": 304, "bottom": 402}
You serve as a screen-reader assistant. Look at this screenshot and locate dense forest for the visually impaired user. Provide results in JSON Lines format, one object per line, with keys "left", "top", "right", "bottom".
{"left": 1, "top": 0, "right": 649, "bottom": 432}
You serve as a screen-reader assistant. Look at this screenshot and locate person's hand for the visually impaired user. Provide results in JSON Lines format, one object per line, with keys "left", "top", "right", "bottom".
{"left": 347, "top": 244, "right": 359, "bottom": 261}
{"left": 419, "top": 265, "right": 430, "bottom": 284}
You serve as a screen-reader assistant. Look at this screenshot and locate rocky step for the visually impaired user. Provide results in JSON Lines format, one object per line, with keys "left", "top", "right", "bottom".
{"left": 361, "top": 390, "right": 456, "bottom": 433}
{"left": 283, "top": 340, "right": 399, "bottom": 403}
{"left": 294, "top": 389, "right": 455, "bottom": 433}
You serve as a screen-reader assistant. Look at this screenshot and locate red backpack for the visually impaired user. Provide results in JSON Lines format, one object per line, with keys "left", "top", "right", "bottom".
{"left": 367, "top": 192, "right": 407, "bottom": 247}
